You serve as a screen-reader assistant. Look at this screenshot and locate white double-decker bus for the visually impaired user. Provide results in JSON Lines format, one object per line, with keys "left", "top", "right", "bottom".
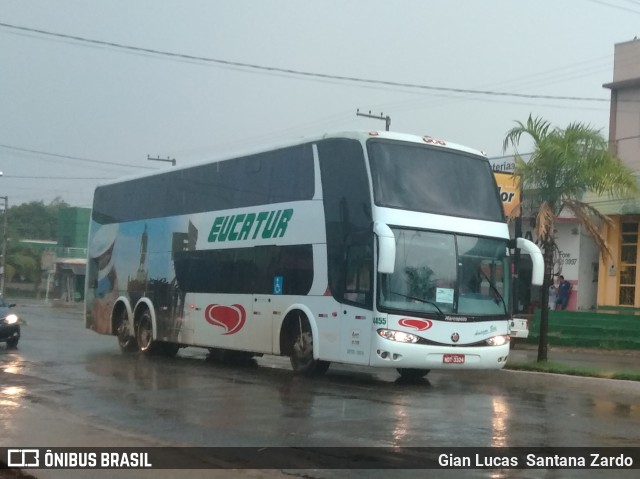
{"left": 85, "top": 131, "right": 543, "bottom": 378}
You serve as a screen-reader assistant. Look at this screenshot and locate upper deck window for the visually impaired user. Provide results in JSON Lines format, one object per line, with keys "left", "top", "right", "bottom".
{"left": 93, "top": 143, "right": 314, "bottom": 224}
{"left": 367, "top": 139, "right": 504, "bottom": 222}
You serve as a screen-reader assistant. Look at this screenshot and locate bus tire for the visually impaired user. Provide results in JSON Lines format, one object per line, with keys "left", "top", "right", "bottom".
{"left": 115, "top": 307, "right": 137, "bottom": 352}
{"left": 136, "top": 308, "right": 156, "bottom": 353}
{"left": 289, "top": 313, "right": 330, "bottom": 376}
{"left": 397, "top": 368, "right": 430, "bottom": 380}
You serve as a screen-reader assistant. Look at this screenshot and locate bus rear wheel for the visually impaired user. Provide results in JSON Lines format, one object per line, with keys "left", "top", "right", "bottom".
{"left": 397, "top": 368, "right": 430, "bottom": 380}
{"left": 115, "top": 308, "right": 137, "bottom": 352}
{"left": 136, "top": 309, "right": 155, "bottom": 353}
{"left": 289, "top": 314, "right": 330, "bottom": 376}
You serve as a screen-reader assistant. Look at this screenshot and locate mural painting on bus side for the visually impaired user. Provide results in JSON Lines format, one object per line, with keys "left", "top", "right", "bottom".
{"left": 87, "top": 222, "right": 119, "bottom": 334}
{"left": 87, "top": 217, "right": 197, "bottom": 340}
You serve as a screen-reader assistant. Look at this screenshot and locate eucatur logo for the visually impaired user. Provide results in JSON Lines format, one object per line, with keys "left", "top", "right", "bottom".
{"left": 398, "top": 318, "right": 433, "bottom": 331}
{"left": 205, "top": 304, "right": 246, "bottom": 335}
{"left": 208, "top": 208, "right": 294, "bottom": 243}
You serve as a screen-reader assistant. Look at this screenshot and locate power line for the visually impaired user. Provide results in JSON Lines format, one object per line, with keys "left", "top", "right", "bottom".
{"left": 0, "top": 21, "right": 613, "bottom": 103}
{"left": 5, "top": 175, "right": 114, "bottom": 180}
{"left": 587, "top": 0, "right": 640, "bottom": 14}
{"left": 0, "top": 143, "right": 156, "bottom": 170}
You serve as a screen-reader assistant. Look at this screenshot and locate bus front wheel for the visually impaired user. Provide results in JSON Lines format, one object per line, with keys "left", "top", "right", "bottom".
{"left": 289, "top": 314, "right": 330, "bottom": 376}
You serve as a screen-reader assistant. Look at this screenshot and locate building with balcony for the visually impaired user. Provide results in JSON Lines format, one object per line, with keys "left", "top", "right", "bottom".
{"left": 596, "top": 38, "right": 640, "bottom": 308}
{"left": 52, "top": 207, "right": 90, "bottom": 302}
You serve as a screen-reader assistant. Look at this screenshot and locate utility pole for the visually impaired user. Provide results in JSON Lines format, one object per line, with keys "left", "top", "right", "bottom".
{"left": 147, "top": 155, "right": 176, "bottom": 166}
{"left": 1, "top": 196, "right": 7, "bottom": 298}
{"left": 356, "top": 109, "right": 391, "bottom": 131}
{"left": 513, "top": 189, "right": 523, "bottom": 315}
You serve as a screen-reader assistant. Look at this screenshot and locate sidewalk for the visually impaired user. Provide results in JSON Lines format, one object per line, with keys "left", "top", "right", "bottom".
{"left": 0, "top": 400, "right": 289, "bottom": 479}
{"left": 13, "top": 298, "right": 83, "bottom": 312}
{"left": 509, "top": 342, "right": 640, "bottom": 372}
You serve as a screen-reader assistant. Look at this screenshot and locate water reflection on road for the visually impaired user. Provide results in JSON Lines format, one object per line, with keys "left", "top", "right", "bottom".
{"left": 491, "top": 396, "right": 509, "bottom": 448}
{"left": 68, "top": 348, "right": 640, "bottom": 450}
{"left": 1, "top": 304, "right": 640, "bottom": 457}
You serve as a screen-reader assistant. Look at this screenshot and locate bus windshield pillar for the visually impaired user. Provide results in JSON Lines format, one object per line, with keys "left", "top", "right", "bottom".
{"left": 374, "top": 222, "right": 396, "bottom": 274}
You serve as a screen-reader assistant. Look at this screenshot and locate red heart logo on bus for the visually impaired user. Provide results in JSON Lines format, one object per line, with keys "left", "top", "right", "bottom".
{"left": 204, "top": 304, "right": 246, "bottom": 335}
{"left": 398, "top": 318, "right": 433, "bottom": 331}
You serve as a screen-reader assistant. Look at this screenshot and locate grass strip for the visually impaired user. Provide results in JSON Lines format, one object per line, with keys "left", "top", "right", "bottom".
{"left": 505, "top": 361, "right": 640, "bottom": 381}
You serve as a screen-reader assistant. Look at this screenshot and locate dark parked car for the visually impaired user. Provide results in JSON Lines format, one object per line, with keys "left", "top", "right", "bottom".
{"left": 0, "top": 299, "right": 20, "bottom": 348}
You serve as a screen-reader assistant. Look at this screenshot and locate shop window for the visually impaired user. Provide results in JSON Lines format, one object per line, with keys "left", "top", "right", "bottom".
{"left": 619, "top": 222, "right": 638, "bottom": 306}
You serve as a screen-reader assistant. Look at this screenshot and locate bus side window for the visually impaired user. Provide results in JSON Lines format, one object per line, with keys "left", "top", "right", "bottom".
{"left": 344, "top": 243, "right": 373, "bottom": 308}
{"left": 274, "top": 245, "right": 314, "bottom": 295}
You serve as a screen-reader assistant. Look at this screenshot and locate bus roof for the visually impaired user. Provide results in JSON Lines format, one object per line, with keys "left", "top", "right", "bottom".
{"left": 327, "top": 130, "right": 487, "bottom": 157}
{"left": 95, "top": 130, "right": 488, "bottom": 190}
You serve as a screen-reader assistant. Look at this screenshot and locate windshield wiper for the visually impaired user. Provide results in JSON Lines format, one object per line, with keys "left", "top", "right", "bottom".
{"left": 389, "top": 291, "right": 445, "bottom": 317}
{"left": 478, "top": 270, "right": 507, "bottom": 309}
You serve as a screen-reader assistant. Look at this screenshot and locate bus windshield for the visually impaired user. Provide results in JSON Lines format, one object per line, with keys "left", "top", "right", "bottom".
{"left": 378, "top": 228, "right": 509, "bottom": 318}
{"left": 368, "top": 139, "right": 504, "bottom": 222}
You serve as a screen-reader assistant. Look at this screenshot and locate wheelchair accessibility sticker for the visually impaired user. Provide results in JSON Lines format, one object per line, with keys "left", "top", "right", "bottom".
{"left": 273, "top": 276, "right": 283, "bottom": 295}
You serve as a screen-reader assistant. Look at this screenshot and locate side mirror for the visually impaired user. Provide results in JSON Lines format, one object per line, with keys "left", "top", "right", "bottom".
{"left": 516, "top": 237, "right": 544, "bottom": 286}
{"left": 374, "top": 222, "right": 396, "bottom": 274}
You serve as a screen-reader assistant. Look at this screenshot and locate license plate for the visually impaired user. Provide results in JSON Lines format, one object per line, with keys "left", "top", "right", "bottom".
{"left": 443, "top": 354, "right": 465, "bottom": 364}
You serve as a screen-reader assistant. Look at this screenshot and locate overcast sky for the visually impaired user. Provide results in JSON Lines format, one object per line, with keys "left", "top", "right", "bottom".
{"left": 1, "top": 0, "right": 639, "bottom": 208}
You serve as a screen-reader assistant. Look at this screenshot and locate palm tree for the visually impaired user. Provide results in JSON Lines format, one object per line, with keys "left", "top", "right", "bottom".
{"left": 503, "top": 115, "right": 638, "bottom": 362}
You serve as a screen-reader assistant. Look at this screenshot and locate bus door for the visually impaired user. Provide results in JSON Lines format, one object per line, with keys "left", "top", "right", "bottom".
{"left": 251, "top": 293, "right": 275, "bottom": 354}
{"left": 340, "top": 242, "right": 373, "bottom": 364}
{"left": 340, "top": 304, "right": 372, "bottom": 364}
{"left": 249, "top": 245, "right": 281, "bottom": 354}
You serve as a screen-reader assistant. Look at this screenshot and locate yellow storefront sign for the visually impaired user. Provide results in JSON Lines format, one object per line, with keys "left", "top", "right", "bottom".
{"left": 493, "top": 172, "right": 521, "bottom": 218}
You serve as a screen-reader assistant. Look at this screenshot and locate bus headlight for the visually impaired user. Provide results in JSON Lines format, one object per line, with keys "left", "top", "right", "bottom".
{"left": 485, "top": 335, "right": 509, "bottom": 347}
{"left": 4, "top": 314, "right": 19, "bottom": 325}
{"left": 377, "top": 329, "right": 419, "bottom": 344}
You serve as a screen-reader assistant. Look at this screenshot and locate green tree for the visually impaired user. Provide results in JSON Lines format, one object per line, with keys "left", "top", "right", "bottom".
{"left": 3, "top": 197, "right": 69, "bottom": 292}
{"left": 7, "top": 197, "right": 69, "bottom": 239}
{"left": 503, "top": 115, "right": 638, "bottom": 362}
{"left": 7, "top": 252, "right": 39, "bottom": 282}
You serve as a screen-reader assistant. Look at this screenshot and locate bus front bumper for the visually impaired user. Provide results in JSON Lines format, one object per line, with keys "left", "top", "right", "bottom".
{"left": 369, "top": 340, "right": 510, "bottom": 370}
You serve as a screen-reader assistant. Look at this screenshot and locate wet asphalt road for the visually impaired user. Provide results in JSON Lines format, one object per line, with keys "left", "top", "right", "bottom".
{"left": 1, "top": 303, "right": 640, "bottom": 478}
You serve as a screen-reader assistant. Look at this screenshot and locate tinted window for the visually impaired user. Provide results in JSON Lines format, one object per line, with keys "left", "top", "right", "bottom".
{"left": 174, "top": 245, "right": 313, "bottom": 295}
{"left": 368, "top": 140, "right": 504, "bottom": 222}
{"left": 93, "top": 144, "right": 314, "bottom": 224}
{"left": 318, "top": 139, "right": 373, "bottom": 309}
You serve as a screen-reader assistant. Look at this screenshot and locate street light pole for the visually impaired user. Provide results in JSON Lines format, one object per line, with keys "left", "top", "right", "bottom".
{"left": 356, "top": 109, "right": 391, "bottom": 131}
{"left": 147, "top": 155, "right": 176, "bottom": 166}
